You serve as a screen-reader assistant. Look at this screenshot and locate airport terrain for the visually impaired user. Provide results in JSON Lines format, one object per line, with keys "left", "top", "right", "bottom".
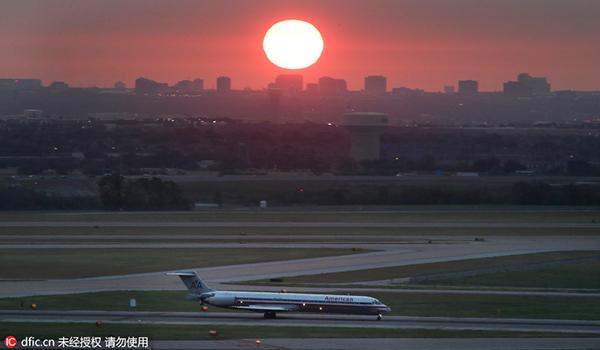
{"left": 0, "top": 207, "right": 599, "bottom": 349}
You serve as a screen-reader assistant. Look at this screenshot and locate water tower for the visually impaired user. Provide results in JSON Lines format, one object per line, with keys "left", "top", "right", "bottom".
{"left": 342, "top": 112, "right": 389, "bottom": 161}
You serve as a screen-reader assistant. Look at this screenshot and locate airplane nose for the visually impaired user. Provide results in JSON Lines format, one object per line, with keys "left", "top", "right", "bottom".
{"left": 384, "top": 307, "right": 391, "bottom": 314}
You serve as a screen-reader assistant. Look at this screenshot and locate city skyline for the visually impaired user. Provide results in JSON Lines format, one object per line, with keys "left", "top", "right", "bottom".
{"left": 1, "top": 0, "right": 599, "bottom": 92}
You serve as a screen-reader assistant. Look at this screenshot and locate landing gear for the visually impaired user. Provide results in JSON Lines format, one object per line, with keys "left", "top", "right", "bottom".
{"left": 377, "top": 314, "right": 382, "bottom": 321}
{"left": 264, "top": 311, "right": 277, "bottom": 319}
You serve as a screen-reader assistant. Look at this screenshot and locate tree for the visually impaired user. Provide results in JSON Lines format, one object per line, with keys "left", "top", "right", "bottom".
{"left": 97, "top": 173, "right": 125, "bottom": 210}
{"left": 123, "top": 177, "right": 191, "bottom": 211}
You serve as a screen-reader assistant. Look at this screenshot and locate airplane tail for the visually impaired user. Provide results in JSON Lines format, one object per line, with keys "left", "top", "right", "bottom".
{"left": 167, "top": 270, "right": 215, "bottom": 295}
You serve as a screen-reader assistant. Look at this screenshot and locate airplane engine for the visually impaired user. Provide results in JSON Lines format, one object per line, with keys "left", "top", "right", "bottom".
{"left": 206, "top": 294, "right": 235, "bottom": 307}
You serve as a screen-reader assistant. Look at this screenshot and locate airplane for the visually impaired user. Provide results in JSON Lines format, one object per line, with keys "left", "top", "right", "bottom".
{"left": 167, "top": 271, "right": 391, "bottom": 320}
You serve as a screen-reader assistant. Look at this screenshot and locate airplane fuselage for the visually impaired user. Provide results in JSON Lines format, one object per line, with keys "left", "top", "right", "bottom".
{"left": 168, "top": 271, "right": 391, "bottom": 320}
{"left": 205, "top": 290, "right": 391, "bottom": 316}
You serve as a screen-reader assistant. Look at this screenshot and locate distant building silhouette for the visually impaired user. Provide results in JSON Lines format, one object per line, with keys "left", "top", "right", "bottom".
{"left": 306, "top": 83, "right": 319, "bottom": 94}
{"left": 444, "top": 86, "right": 455, "bottom": 93}
{"left": 193, "top": 78, "right": 204, "bottom": 92}
{"left": 518, "top": 73, "right": 550, "bottom": 94}
{"left": 217, "top": 76, "right": 231, "bottom": 93}
{"left": 364, "top": 76, "right": 386, "bottom": 94}
{"left": 392, "top": 87, "right": 424, "bottom": 95}
{"left": 175, "top": 80, "right": 193, "bottom": 92}
{"left": 49, "top": 81, "right": 69, "bottom": 92}
{"left": 0, "top": 78, "right": 42, "bottom": 90}
{"left": 504, "top": 73, "right": 550, "bottom": 97}
{"left": 114, "top": 81, "right": 126, "bottom": 90}
{"left": 318, "top": 76, "right": 347, "bottom": 95}
{"left": 135, "top": 77, "right": 158, "bottom": 95}
{"left": 503, "top": 81, "right": 530, "bottom": 98}
{"left": 269, "top": 74, "right": 303, "bottom": 95}
{"left": 458, "top": 80, "right": 478, "bottom": 94}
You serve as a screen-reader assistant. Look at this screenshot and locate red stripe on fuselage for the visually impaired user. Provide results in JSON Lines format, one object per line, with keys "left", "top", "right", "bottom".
{"left": 236, "top": 300, "right": 387, "bottom": 310}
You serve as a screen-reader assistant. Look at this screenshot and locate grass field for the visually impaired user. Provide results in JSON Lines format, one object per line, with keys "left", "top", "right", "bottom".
{"left": 246, "top": 251, "right": 600, "bottom": 288}
{"left": 1, "top": 206, "right": 600, "bottom": 223}
{"left": 0, "top": 248, "right": 363, "bottom": 279}
{"left": 1, "top": 225, "right": 599, "bottom": 244}
{"left": 426, "top": 261, "right": 600, "bottom": 289}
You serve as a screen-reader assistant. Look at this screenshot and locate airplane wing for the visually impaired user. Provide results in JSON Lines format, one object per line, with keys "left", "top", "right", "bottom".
{"left": 230, "top": 304, "right": 295, "bottom": 312}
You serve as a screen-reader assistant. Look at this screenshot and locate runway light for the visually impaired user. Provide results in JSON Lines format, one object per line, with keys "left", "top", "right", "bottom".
{"left": 256, "top": 340, "right": 261, "bottom": 344}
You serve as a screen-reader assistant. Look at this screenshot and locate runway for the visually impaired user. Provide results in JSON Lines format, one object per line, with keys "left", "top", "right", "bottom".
{"left": 1, "top": 221, "right": 599, "bottom": 228}
{"left": 3, "top": 310, "right": 600, "bottom": 334}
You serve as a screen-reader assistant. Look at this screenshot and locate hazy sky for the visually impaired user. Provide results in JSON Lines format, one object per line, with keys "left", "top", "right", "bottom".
{"left": 1, "top": 0, "right": 599, "bottom": 91}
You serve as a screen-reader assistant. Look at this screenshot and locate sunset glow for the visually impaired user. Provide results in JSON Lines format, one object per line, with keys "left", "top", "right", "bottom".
{"left": 0, "top": 1, "right": 599, "bottom": 91}
{"left": 263, "top": 20, "right": 324, "bottom": 70}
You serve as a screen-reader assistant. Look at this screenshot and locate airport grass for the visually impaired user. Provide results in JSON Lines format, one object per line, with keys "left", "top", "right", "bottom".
{"left": 426, "top": 261, "right": 600, "bottom": 289}
{"left": 2, "top": 225, "right": 600, "bottom": 239}
{"left": 1, "top": 206, "right": 600, "bottom": 223}
{"left": 2, "top": 225, "right": 599, "bottom": 239}
{"left": 245, "top": 251, "right": 600, "bottom": 287}
{"left": 2, "top": 290, "right": 599, "bottom": 321}
{"left": 0, "top": 322, "right": 593, "bottom": 340}
{"left": 372, "top": 293, "right": 600, "bottom": 321}
{"left": 0, "top": 248, "right": 363, "bottom": 279}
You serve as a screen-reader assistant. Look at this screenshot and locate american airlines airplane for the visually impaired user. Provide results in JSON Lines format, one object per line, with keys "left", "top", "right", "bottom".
{"left": 168, "top": 271, "right": 391, "bottom": 320}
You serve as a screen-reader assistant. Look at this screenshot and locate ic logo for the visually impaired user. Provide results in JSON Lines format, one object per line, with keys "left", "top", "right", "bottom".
{"left": 5, "top": 336, "right": 17, "bottom": 348}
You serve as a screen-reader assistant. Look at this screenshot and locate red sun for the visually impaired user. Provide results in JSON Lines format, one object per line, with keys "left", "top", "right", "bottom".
{"left": 263, "top": 20, "right": 324, "bottom": 70}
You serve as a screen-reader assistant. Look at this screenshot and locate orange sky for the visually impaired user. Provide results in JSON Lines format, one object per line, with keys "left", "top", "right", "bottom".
{"left": 1, "top": 0, "right": 599, "bottom": 92}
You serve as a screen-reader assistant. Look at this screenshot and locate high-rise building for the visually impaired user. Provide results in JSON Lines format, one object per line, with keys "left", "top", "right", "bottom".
{"left": 503, "top": 73, "right": 550, "bottom": 97}
{"left": 364, "top": 76, "right": 386, "bottom": 94}
{"left": 503, "top": 81, "right": 530, "bottom": 98}
{"left": 135, "top": 77, "right": 158, "bottom": 95}
{"left": 458, "top": 80, "right": 478, "bottom": 94}
{"left": 175, "top": 80, "right": 193, "bottom": 92}
{"left": 318, "top": 76, "right": 347, "bottom": 95}
{"left": 518, "top": 73, "right": 550, "bottom": 94}
{"left": 305, "top": 83, "right": 319, "bottom": 94}
{"left": 216, "top": 76, "right": 231, "bottom": 93}
{"left": 193, "top": 78, "right": 204, "bottom": 91}
{"left": 273, "top": 74, "right": 303, "bottom": 95}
